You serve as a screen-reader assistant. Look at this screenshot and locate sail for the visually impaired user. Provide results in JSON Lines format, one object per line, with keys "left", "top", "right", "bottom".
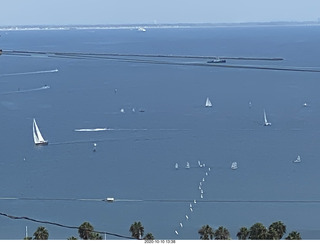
{"left": 263, "top": 109, "right": 271, "bottom": 126}
{"left": 205, "top": 97, "right": 212, "bottom": 107}
{"left": 33, "top": 119, "right": 47, "bottom": 145}
{"left": 263, "top": 110, "right": 268, "bottom": 124}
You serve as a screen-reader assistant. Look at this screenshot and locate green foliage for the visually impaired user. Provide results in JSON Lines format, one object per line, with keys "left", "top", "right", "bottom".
{"left": 33, "top": 226, "right": 49, "bottom": 240}
{"left": 198, "top": 225, "right": 214, "bottom": 240}
{"left": 78, "top": 222, "right": 102, "bottom": 240}
{"left": 67, "top": 236, "right": 78, "bottom": 240}
{"left": 249, "top": 223, "right": 268, "bottom": 240}
{"left": 129, "top": 221, "right": 145, "bottom": 239}
{"left": 285, "top": 231, "right": 302, "bottom": 240}
{"left": 237, "top": 227, "right": 249, "bottom": 240}
{"left": 214, "top": 226, "right": 231, "bottom": 240}
{"left": 143, "top": 233, "right": 155, "bottom": 240}
{"left": 267, "top": 221, "right": 286, "bottom": 240}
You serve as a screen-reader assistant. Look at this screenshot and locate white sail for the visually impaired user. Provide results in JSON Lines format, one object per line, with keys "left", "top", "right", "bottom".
{"left": 231, "top": 162, "right": 238, "bottom": 170}
{"left": 293, "top": 155, "right": 301, "bottom": 163}
{"left": 205, "top": 97, "right": 212, "bottom": 107}
{"left": 263, "top": 109, "right": 271, "bottom": 126}
{"left": 33, "top": 119, "right": 48, "bottom": 145}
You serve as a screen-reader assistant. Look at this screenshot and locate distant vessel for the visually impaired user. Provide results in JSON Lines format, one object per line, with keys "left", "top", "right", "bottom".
{"left": 263, "top": 109, "right": 271, "bottom": 126}
{"left": 207, "top": 58, "right": 226, "bottom": 63}
{"left": 33, "top": 119, "right": 48, "bottom": 145}
{"left": 293, "top": 155, "right": 301, "bottom": 163}
{"left": 175, "top": 163, "right": 179, "bottom": 169}
{"left": 205, "top": 97, "right": 212, "bottom": 107}
{"left": 303, "top": 103, "right": 308, "bottom": 107}
{"left": 231, "top": 162, "right": 238, "bottom": 170}
{"left": 186, "top": 162, "right": 190, "bottom": 169}
{"left": 138, "top": 27, "right": 146, "bottom": 32}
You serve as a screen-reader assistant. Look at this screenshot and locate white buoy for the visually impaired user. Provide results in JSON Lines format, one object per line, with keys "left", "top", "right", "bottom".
{"left": 120, "top": 108, "right": 125, "bottom": 113}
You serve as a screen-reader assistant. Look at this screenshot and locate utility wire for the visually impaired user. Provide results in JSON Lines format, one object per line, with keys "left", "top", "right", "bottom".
{"left": 0, "top": 212, "right": 134, "bottom": 239}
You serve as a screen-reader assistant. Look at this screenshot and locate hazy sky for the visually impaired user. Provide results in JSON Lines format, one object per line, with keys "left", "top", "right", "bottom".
{"left": 1, "top": 0, "right": 320, "bottom": 26}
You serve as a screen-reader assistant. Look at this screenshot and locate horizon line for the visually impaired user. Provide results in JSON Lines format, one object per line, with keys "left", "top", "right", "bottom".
{"left": 1, "top": 20, "right": 320, "bottom": 28}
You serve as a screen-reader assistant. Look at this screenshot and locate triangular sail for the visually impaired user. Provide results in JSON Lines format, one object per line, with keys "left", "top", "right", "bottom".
{"left": 33, "top": 119, "right": 47, "bottom": 145}
{"left": 263, "top": 110, "right": 268, "bottom": 124}
{"left": 205, "top": 97, "right": 212, "bottom": 107}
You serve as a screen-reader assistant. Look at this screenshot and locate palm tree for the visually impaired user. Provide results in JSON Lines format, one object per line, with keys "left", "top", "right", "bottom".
{"left": 214, "top": 226, "right": 231, "bottom": 240}
{"left": 90, "top": 232, "right": 103, "bottom": 240}
{"left": 78, "top": 222, "right": 94, "bottom": 240}
{"left": 249, "top": 223, "right": 268, "bottom": 240}
{"left": 268, "top": 221, "right": 286, "bottom": 239}
{"left": 198, "top": 225, "right": 214, "bottom": 240}
{"left": 143, "top": 233, "right": 155, "bottom": 240}
{"left": 237, "top": 227, "right": 249, "bottom": 240}
{"left": 285, "top": 231, "right": 302, "bottom": 240}
{"left": 67, "top": 236, "right": 78, "bottom": 240}
{"left": 129, "top": 222, "right": 144, "bottom": 239}
{"left": 33, "top": 226, "right": 49, "bottom": 240}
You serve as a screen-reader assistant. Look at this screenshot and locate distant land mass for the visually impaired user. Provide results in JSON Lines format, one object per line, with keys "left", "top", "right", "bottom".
{"left": 0, "top": 21, "right": 319, "bottom": 31}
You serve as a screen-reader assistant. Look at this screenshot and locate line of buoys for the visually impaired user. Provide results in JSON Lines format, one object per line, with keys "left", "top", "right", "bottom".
{"left": 174, "top": 160, "right": 211, "bottom": 237}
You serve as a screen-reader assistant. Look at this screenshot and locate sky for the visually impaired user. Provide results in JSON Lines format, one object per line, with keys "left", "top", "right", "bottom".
{"left": 0, "top": 0, "right": 320, "bottom": 26}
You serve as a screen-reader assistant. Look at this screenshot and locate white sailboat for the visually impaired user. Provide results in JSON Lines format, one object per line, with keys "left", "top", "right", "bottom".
{"left": 293, "top": 155, "right": 301, "bottom": 163}
{"left": 33, "top": 118, "right": 48, "bottom": 145}
{"left": 205, "top": 97, "right": 212, "bottom": 107}
{"left": 263, "top": 109, "right": 271, "bottom": 126}
{"left": 231, "top": 162, "right": 238, "bottom": 170}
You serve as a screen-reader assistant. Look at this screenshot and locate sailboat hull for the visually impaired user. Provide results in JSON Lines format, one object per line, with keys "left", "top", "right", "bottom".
{"left": 35, "top": 141, "right": 48, "bottom": 146}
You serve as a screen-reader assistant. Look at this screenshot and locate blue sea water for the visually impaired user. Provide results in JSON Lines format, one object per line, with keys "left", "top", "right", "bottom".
{"left": 1, "top": 25, "right": 320, "bottom": 240}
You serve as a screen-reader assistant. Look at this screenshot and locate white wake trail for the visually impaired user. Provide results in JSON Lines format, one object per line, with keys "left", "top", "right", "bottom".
{"left": 0, "top": 86, "right": 50, "bottom": 95}
{"left": 0, "top": 69, "right": 58, "bottom": 77}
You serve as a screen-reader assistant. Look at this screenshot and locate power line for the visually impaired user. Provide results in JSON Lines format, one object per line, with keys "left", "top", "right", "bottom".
{"left": 0, "top": 211, "right": 134, "bottom": 239}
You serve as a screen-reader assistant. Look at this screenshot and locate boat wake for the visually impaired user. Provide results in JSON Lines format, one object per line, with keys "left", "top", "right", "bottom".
{"left": 0, "top": 69, "right": 58, "bottom": 77}
{"left": 74, "top": 128, "right": 108, "bottom": 132}
{"left": 74, "top": 128, "right": 189, "bottom": 132}
{"left": 0, "top": 86, "right": 50, "bottom": 95}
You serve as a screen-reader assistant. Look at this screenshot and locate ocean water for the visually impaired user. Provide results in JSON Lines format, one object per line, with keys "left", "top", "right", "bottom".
{"left": 1, "top": 25, "right": 320, "bottom": 240}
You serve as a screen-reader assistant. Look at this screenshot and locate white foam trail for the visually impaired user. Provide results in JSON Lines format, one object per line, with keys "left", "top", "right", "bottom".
{"left": 0, "top": 69, "right": 58, "bottom": 77}
{"left": 74, "top": 128, "right": 188, "bottom": 132}
{"left": 74, "top": 128, "right": 108, "bottom": 132}
{"left": 0, "top": 86, "right": 50, "bottom": 95}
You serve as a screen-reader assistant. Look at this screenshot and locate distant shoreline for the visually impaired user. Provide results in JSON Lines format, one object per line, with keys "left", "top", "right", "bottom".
{"left": 0, "top": 21, "right": 319, "bottom": 31}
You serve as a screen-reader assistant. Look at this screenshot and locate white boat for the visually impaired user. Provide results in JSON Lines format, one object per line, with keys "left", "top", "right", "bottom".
{"left": 205, "top": 97, "right": 212, "bottom": 107}
{"left": 33, "top": 118, "right": 48, "bottom": 145}
{"left": 293, "top": 155, "right": 301, "bottom": 163}
{"left": 231, "top": 162, "right": 238, "bottom": 170}
{"left": 175, "top": 163, "right": 179, "bottom": 169}
{"left": 186, "top": 162, "right": 190, "bottom": 169}
{"left": 263, "top": 109, "right": 271, "bottom": 126}
{"left": 138, "top": 27, "right": 146, "bottom": 32}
